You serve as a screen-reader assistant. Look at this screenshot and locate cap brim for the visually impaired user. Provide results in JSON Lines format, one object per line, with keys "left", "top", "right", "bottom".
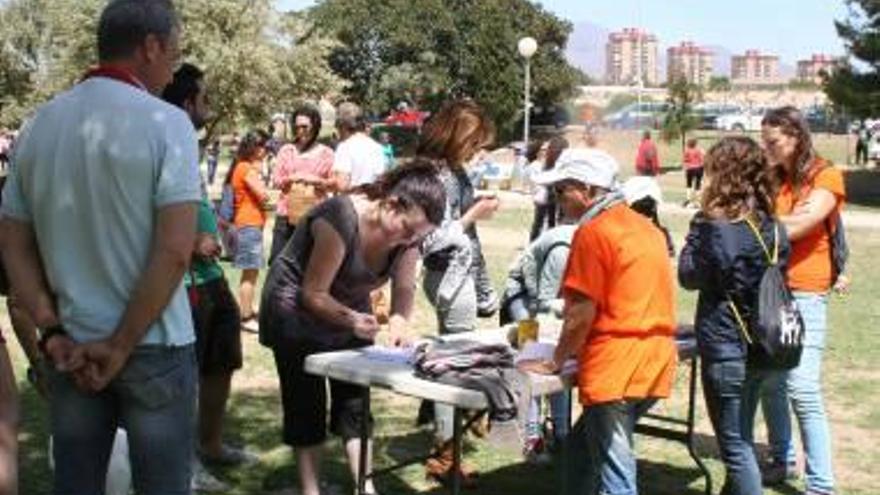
{"left": 532, "top": 169, "right": 565, "bottom": 186}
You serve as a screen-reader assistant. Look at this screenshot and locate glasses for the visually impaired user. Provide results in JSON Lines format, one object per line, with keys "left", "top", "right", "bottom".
{"left": 294, "top": 124, "right": 312, "bottom": 131}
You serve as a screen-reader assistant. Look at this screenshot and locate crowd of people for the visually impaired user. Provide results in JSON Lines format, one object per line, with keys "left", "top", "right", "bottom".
{"left": 0, "top": 2, "right": 850, "bottom": 495}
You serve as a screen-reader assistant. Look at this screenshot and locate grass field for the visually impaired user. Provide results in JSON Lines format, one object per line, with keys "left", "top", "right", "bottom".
{"left": 6, "top": 129, "right": 880, "bottom": 494}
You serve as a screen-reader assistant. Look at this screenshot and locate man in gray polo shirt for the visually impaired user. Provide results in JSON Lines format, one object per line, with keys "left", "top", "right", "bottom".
{"left": 0, "top": 1, "right": 199, "bottom": 493}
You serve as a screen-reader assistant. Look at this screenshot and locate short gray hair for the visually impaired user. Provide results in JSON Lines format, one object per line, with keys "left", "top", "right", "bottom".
{"left": 335, "top": 102, "right": 365, "bottom": 133}
{"left": 97, "top": 0, "right": 179, "bottom": 62}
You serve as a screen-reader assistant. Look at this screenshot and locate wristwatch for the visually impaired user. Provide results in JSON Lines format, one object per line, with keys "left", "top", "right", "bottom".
{"left": 37, "top": 325, "right": 67, "bottom": 358}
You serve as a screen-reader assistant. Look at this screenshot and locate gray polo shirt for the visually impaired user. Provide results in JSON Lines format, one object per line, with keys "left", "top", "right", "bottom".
{"left": 1, "top": 78, "right": 201, "bottom": 346}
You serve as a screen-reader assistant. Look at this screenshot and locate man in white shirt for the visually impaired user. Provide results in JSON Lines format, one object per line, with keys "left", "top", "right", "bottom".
{"left": 332, "top": 102, "right": 386, "bottom": 189}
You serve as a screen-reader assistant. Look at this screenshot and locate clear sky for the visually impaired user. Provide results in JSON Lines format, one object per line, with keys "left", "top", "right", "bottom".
{"left": 275, "top": 0, "right": 851, "bottom": 64}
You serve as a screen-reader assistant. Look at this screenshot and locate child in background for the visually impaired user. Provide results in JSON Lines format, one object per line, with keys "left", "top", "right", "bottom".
{"left": 683, "top": 138, "right": 705, "bottom": 208}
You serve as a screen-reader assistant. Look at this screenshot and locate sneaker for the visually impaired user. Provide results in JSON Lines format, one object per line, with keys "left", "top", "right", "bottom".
{"left": 191, "top": 459, "right": 229, "bottom": 493}
{"left": 241, "top": 316, "right": 259, "bottom": 334}
{"left": 201, "top": 444, "right": 260, "bottom": 467}
{"left": 523, "top": 437, "right": 551, "bottom": 465}
{"left": 761, "top": 460, "right": 798, "bottom": 485}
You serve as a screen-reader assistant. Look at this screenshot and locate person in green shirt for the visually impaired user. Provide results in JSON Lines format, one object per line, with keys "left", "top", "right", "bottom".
{"left": 163, "top": 64, "right": 255, "bottom": 491}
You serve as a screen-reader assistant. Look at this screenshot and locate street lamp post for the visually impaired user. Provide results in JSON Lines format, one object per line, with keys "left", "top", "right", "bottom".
{"left": 518, "top": 36, "right": 538, "bottom": 151}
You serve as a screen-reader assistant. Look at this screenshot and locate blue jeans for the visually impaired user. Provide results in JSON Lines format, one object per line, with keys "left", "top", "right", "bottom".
{"left": 562, "top": 399, "right": 654, "bottom": 495}
{"left": 760, "top": 292, "right": 835, "bottom": 493}
{"left": 50, "top": 345, "right": 197, "bottom": 495}
{"left": 526, "top": 392, "right": 570, "bottom": 441}
{"left": 702, "top": 360, "right": 763, "bottom": 495}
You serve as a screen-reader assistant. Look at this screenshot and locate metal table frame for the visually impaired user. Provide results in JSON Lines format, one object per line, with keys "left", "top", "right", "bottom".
{"left": 305, "top": 330, "right": 712, "bottom": 495}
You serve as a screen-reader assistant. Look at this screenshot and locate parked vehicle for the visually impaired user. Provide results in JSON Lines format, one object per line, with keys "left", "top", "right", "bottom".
{"left": 804, "top": 107, "right": 850, "bottom": 134}
{"left": 602, "top": 101, "right": 669, "bottom": 130}
{"left": 693, "top": 103, "right": 740, "bottom": 130}
{"left": 715, "top": 108, "right": 766, "bottom": 132}
{"left": 868, "top": 132, "right": 880, "bottom": 166}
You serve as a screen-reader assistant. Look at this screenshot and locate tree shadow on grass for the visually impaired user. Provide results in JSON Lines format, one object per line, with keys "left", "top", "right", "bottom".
{"left": 844, "top": 169, "right": 880, "bottom": 208}
{"left": 17, "top": 383, "right": 51, "bottom": 494}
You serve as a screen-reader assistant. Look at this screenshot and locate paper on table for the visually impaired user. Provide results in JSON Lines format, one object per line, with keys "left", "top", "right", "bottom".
{"left": 514, "top": 341, "right": 555, "bottom": 364}
{"left": 362, "top": 344, "right": 416, "bottom": 364}
{"left": 514, "top": 341, "right": 578, "bottom": 375}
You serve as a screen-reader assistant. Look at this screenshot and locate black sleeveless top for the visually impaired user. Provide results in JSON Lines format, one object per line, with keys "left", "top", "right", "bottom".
{"left": 259, "top": 195, "right": 407, "bottom": 349}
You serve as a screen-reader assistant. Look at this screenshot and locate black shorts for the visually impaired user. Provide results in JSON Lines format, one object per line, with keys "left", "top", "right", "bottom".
{"left": 273, "top": 335, "right": 372, "bottom": 447}
{"left": 686, "top": 167, "right": 704, "bottom": 189}
{"left": 191, "top": 278, "right": 243, "bottom": 374}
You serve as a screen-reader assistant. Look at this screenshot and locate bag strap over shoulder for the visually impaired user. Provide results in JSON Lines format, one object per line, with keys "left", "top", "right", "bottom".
{"left": 744, "top": 217, "right": 778, "bottom": 265}
{"left": 727, "top": 216, "right": 777, "bottom": 347}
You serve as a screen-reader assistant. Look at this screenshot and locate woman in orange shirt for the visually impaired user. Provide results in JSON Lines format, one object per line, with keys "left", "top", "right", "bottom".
{"left": 224, "top": 130, "right": 270, "bottom": 332}
{"left": 759, "top": 106, "right": 844, "bottom": 495}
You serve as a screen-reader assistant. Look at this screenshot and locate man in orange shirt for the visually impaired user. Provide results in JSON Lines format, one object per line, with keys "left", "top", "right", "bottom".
{"left": 526, "top": 148, "right": 678, "bottom": 495}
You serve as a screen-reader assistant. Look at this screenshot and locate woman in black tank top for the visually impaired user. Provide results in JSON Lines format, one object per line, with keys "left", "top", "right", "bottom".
{"left": 259, "top": 161, "right": 445, "bottom": 495}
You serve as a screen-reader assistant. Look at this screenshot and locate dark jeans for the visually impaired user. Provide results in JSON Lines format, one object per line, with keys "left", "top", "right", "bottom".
{"left": 855, "top": 141, "right": 868, "bottom": 165}
{"left": 49, "top": 345, "right": 196, "bottom": 495}
{"left": 269, "top": 217, "right": 296, "bottom": 266}
{"left": 530, "top": 202, "right": 557, "bottom": 242}
{"left": 701, "top": 359, "right": 762, "bottom": 495}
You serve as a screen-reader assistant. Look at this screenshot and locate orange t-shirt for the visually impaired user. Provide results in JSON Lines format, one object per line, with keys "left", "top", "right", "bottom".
{"left": 562, "top": 204, "right": 678, "bottom": 406}
{"left": 231, "top": 160, "right": 267, "bottom": 228}
{"left": 775, "top": 160, "right": 846, "bottom": 292}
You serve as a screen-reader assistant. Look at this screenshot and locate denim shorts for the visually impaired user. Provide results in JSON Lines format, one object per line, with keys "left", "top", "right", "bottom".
{"left": 234, "top": 225, "right": 264, "bottom": 269}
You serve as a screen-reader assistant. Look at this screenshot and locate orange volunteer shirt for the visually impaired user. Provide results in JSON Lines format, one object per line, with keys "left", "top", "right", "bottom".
{"left": 562, "top": 203, "right": 678, "bottom": 406}
{"left": 232, "top": 160, "right": 267, "bottom": 228}
{"left": 775, "top": 159, "right": 846, "bottom": 293}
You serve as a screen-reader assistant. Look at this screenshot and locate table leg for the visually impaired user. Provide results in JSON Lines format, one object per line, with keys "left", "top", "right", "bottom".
{"left": 358, "top": 386, "right": 371, "bottom": 495}
{"left": 451, "top": 407, "right": 462, "bottom": 495}
{"left": 687, "top": 356, "right": 712, "bottom": 495}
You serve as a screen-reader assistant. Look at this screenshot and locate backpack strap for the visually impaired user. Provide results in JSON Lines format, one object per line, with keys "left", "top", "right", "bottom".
{"left": 727, "top": 216, "right": 777, "bottom": 347}
{"left": 727, "top": 299, "right": 754, "bottom": 345}
{"left": 744, "top": 217, "right": 778, "bottom": 265}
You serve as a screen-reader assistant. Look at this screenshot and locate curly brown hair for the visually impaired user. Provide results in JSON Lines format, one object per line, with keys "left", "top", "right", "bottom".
{"left": 701, "top": 136, "right": 776, "bottom": 219}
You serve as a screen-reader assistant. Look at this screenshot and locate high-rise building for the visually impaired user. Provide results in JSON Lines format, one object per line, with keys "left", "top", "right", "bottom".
{"left": 667, "top": 42, "right": 714, "bottom": 86}
{"left": 731, "top": 50, "right": 781, "bottom": 86}
{"left": 606, "top": 28, "right": 659, "bottom": 87}
{"left": 797, "top": 54, "right": 843, "bottom": 85}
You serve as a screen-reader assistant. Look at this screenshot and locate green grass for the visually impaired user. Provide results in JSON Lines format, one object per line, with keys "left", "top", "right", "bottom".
{"left": 7, "top": 144, "right": 880, "bottom": 494}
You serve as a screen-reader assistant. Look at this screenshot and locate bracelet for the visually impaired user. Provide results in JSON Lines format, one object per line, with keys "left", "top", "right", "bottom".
{"left": 37, "top": 325, "right": 67, "bottom": 358}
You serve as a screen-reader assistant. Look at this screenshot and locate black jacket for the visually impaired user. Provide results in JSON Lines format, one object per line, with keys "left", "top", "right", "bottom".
{"left": 678, "top": 212, "right": 791, "bottom": 362}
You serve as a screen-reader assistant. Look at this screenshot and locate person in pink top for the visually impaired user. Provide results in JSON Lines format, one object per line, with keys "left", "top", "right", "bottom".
{"left": 270, "top": 104, "right": 335, "bottom": 263}
{"left": 635, "top": 130, "right": 661, "bottom": 176}
{"left": 682, "top": 138, "right": 705, "bottom": 206}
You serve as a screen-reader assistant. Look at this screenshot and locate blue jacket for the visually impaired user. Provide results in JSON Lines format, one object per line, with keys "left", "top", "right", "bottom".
{"left": 678, "top": 212, "right": 791, "bottom": 362}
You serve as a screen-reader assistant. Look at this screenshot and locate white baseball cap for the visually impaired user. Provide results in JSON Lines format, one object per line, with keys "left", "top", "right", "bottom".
{"left": 622, "top": 176, "right": 663, "bottom": 205}
{"left": 532, "top": 148, "right": 619, "bottom": 190}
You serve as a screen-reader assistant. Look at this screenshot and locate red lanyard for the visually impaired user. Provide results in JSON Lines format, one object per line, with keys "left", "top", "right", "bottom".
{"left": 81, "top": 65, "right": 147, "bottom": 92}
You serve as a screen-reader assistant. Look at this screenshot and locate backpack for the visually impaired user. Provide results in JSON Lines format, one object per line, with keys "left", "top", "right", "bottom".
{"left": 728, "top": 218, "right": 805, "bottom": 369}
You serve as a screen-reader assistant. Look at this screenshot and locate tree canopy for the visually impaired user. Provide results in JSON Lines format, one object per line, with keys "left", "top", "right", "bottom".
{"left": 662, "top": 77, "right": 701, "bottom": 152}
{"left": 825, "top": 0, "right": 880, "bottom": 118}
{"left": 0, "top": 0, "right": 345, "bottom": 134}
{"left": 309, "top": 0, "right": 585, "bottom": 139}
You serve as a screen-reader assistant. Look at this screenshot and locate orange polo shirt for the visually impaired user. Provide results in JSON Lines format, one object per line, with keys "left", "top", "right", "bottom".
{"left": 562, "top": 203, "right": 678, "bottom": 406}
{"left": 775, "top": 160, "right": 846, "bottom": 293}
